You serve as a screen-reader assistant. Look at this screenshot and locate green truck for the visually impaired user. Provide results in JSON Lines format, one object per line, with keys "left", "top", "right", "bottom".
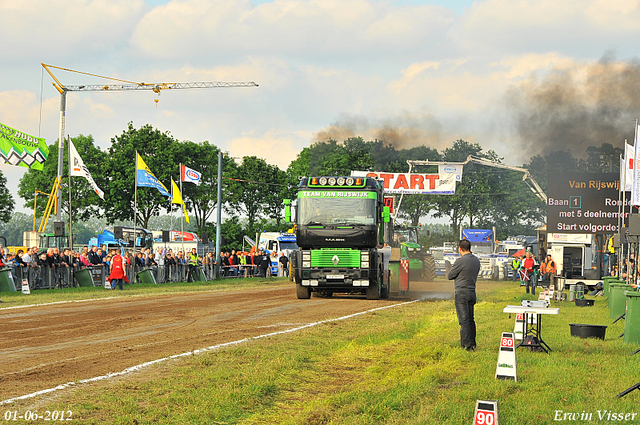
{"left": 285, "top": 176, "right": 391, "bottom": 300}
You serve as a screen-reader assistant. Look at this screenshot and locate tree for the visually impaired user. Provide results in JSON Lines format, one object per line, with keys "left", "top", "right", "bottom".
{"left": 0, "top": 171, "right": 14, "bottom": 223}
{"left": 174, "top": 141, "right": 236, "bottom": 231}
{"left": 430, "top": 140, "right": 486, "bottom": 231}
{"left": 18, "top": 135, "right": 106, "bottom": 225}
{"left": 227, "top": 156, "right": 287, "bottom": 229}
{"left": 105, "top": 123, "right": 179, "bottom": 228}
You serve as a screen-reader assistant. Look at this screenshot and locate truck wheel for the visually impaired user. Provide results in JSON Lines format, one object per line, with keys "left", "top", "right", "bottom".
{"left": 380, "top": 266, "right": 389, "bottom": 299}
{"left": 296, "top": 283, "right": 311, "bottom": 299}
{"left": 423, "top": 254, "right": 436, "bottom": 282}
{"left": 366, "top": 276, "right": 381, "bottom": 300}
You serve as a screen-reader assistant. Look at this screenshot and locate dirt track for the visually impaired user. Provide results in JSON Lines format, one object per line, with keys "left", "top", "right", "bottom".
{"left": 0, "top": 280, "right": 454, "bottom": 402}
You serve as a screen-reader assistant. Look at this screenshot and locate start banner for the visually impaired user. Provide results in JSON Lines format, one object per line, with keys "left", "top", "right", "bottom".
{"left": 351, "top": 171, "right": 457, "bottom": 195}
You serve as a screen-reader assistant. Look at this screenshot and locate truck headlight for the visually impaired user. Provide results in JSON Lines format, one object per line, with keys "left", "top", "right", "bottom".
{"left": 303, "top": 261, "right": 310, "bottom": 268}
{"left": 361, "top": 252, "right": 369, "bottom": 262}
{"left": 361, "top": 261, "right": 369, "bottom": 268}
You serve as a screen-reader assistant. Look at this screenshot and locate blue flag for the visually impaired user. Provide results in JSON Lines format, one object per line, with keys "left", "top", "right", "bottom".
{"left": 136, "top": 153, "right": 170, "bottom": 197}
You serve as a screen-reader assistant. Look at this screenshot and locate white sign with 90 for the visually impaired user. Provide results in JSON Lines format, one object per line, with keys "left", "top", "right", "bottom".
{"left": 474, "top": 400, "right": 499, "bottom": 425}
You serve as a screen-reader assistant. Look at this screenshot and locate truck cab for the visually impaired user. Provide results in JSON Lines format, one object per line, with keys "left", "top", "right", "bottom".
{"left": 286, "top": 176, "right": 390, "bottom": 300}
{"left": 257, "top": 232, "right": 298, "bottom": 275}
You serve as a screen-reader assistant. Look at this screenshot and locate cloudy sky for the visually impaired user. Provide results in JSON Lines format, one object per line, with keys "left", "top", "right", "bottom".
{"left": 2, "top": 0, "right": 640, "bottom": 212}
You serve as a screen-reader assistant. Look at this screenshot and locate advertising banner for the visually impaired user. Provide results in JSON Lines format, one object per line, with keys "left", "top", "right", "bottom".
{"left": 0, "top": 122, "right": 49, "bottom": 170}
{"left": 351, "top": 171, "right": 457, "bottom": 194}
{"left": 438, "top": 164, "right": 463, "bottom": 182}
{"left": 546, "top": 172, "right": 623, "bottom": 234}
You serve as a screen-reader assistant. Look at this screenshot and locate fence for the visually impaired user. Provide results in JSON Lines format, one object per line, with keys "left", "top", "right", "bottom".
{"left": 5, "top": 263, "right": 214, "bottom": 291}
{"left": 3, "top": 260, "right": 285, "bottom": 291}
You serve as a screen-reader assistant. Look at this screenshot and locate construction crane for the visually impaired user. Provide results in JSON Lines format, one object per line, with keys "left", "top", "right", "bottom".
{"left": 41, "top": 63, "right": 259, "bottom": 225}
{"left": 406, "top": 155, "right": 547, "bottom": 203}
{"left": 392, "top": 155, "right": 547, "bottom": 219}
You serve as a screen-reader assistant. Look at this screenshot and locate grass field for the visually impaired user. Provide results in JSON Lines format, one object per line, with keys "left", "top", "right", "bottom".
{"left": 7, "top": 281, "right": 640, "bottom": 424}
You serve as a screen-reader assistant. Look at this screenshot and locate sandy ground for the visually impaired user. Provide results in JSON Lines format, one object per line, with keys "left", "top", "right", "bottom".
{"left": 0, "top": 280, "right": 454, "bottom": 402}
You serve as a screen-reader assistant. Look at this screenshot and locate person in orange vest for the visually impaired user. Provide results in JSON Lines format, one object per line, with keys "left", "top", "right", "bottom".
{"left": 540, "top": 254, "right": 556, "bottom": 284}
{"left": 108, "top": 249, "right": 129, "bottom": 290}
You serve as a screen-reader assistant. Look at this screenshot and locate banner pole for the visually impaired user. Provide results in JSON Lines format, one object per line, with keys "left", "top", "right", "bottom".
{"left": 68, "top": 135, "right": 73, "bottom": 253}
{"left": 134, "top": 151, "right": 138, "bottom": 254}
{"left": 181, "top": 178, "right": 184, "bottom": 256}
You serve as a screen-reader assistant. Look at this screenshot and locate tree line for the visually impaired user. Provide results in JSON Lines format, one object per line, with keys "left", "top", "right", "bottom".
{"left": 0, "top": 122, "right": 623, "bottom": 249}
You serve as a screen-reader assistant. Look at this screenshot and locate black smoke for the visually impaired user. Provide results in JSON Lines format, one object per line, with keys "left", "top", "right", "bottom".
{"left": 505, "top": 53, "right": 640, "bottom": 157}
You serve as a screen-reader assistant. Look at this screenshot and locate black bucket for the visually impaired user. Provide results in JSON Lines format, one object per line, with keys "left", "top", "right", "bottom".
{"left": 574, "top": 299, "right": 595, "bottom": 307}
{"left": 569, "top": 324, "right": 607, "bottom": 340}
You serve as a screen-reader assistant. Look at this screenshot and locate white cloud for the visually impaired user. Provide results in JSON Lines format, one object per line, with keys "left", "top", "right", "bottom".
{"left": 226, "top": 128, "right": 311, "bottom": 169}
{"left": 130, "top": 0, "right": 454, "bottom": 61}
{"left": 1, "top": 0, "right": 146, "bottom": 62}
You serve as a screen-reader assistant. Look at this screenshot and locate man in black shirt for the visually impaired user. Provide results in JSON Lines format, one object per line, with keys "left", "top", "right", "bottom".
{"left": 447, "top": 239, "right": 481, "bottom": 351}
{"left": 279, "top": 253, "right": 289, "bottom": 277}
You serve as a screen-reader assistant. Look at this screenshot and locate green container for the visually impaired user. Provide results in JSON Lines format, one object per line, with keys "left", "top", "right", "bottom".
{"left": 610, "top": 283, "right": 631, "bottom": 320}
{"left": 136, "top": 268, "right": 157, "bottom": 285}
{"left": 0, "top": 267, "right": 16, "bottom": 292}
{"left": 624, "top": 291, "right": 640, "bottom": 344}
{"left": 604, "top": 277, "right": 624, "bottom": 298}
{"left": 74, "top": 268, "right": 94, "bottom": 287}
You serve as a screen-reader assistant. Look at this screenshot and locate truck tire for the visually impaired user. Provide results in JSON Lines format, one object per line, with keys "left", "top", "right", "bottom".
{"left": 296, "top": 283, "right": 311, "bottom": 299}
{"left": 366, "top": 275, "right": 381, "bottom": 300}
{"left": 423, "top": 254, "right": 436, "bottom": 282}
{"left": 380, "top": 265, "right": 390, "bottom": 299}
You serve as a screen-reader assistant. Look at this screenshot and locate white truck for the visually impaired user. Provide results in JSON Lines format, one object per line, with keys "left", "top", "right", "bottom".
{"left": 547, "top": 233, "right": 602, "bottom": 291}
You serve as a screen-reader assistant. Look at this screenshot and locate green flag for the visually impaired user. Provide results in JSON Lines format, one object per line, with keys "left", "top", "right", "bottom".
{"left": 0, "top": 122, "right": 49, "bottom": 170}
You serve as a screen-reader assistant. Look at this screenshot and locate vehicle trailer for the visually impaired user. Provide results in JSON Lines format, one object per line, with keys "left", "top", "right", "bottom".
{"left": 285, "top": 176, "right": 391, "bottom": 300}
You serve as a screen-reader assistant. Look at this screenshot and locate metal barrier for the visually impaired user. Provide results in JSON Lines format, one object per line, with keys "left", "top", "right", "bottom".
{"left": 3, "top": 260, "right": 272, "bottom": 291}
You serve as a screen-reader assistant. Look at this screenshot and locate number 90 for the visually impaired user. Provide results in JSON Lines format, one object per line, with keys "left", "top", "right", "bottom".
{"left": 476, "top": 411, "right": 495, "bottom": 425}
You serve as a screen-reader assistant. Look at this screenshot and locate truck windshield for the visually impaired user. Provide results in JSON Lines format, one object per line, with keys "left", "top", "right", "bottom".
{"left": 280, "top": 242, "right": 298, "bottom": 251}
{"left": 298, "top": 194, "right": 376, "bottom": 226}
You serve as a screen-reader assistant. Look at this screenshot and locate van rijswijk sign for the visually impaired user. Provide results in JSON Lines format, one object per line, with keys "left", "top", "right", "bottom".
{"left": 351, "top": 171, "right": 457, "bottom": 194}
{"left": 547, "top": 172, "right": 622, "bottom": 234}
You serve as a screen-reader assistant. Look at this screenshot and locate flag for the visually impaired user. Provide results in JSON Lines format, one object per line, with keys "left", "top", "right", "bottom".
{"left": 622, "top": 143, "right": 634, "bottom": 192}
{"left": 69, "top": 139, "right": 104, "bottom": 199}
{"left": 171, "top": 178, "right": 190, "bottom": 224}
{"left": 136, "top": 153, "right": 170, "bottom": 197}
{"left": 0, "top": 121, "right": 49, "bottom": 170}
{"left": 631, "top": 125, "right": 640, "bottom": 205}
{"left": 180, "top": 164, "right": 202, "bottom": 185}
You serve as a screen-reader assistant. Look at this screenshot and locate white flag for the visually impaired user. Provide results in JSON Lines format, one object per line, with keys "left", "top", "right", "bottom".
{"left": 69, "top": 139, "right": 104, "bottom": 199}
{"left": 624, "top": 142, "right": 634, "bottom": 192}
{"left": 180, "top": 164, "right": 202, "bottom": 185}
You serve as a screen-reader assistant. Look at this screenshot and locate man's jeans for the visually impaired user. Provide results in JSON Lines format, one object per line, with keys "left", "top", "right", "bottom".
{"left": 455, "top": 290, "right": 477, "bottom": 349}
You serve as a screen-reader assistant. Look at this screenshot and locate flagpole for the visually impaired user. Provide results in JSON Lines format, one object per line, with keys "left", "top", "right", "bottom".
{"left": 620, "top": 151, "right": 626, "bottom": 279}
{"left": 134, "top": 151, "right": 138, "bottom": 253}
{"left": 180, "top": 177, "right": 184, "bottom": 256}
{"left": 170, "top": 175, "right": 174, "bottom": 244}
{"left": 67, "top": 136, "right": 73, "bottom": 254}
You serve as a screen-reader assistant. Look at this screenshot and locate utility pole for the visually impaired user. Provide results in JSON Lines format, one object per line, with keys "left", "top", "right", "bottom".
{"left": 215, "top": 152, "right": 223, "bottom": 278}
